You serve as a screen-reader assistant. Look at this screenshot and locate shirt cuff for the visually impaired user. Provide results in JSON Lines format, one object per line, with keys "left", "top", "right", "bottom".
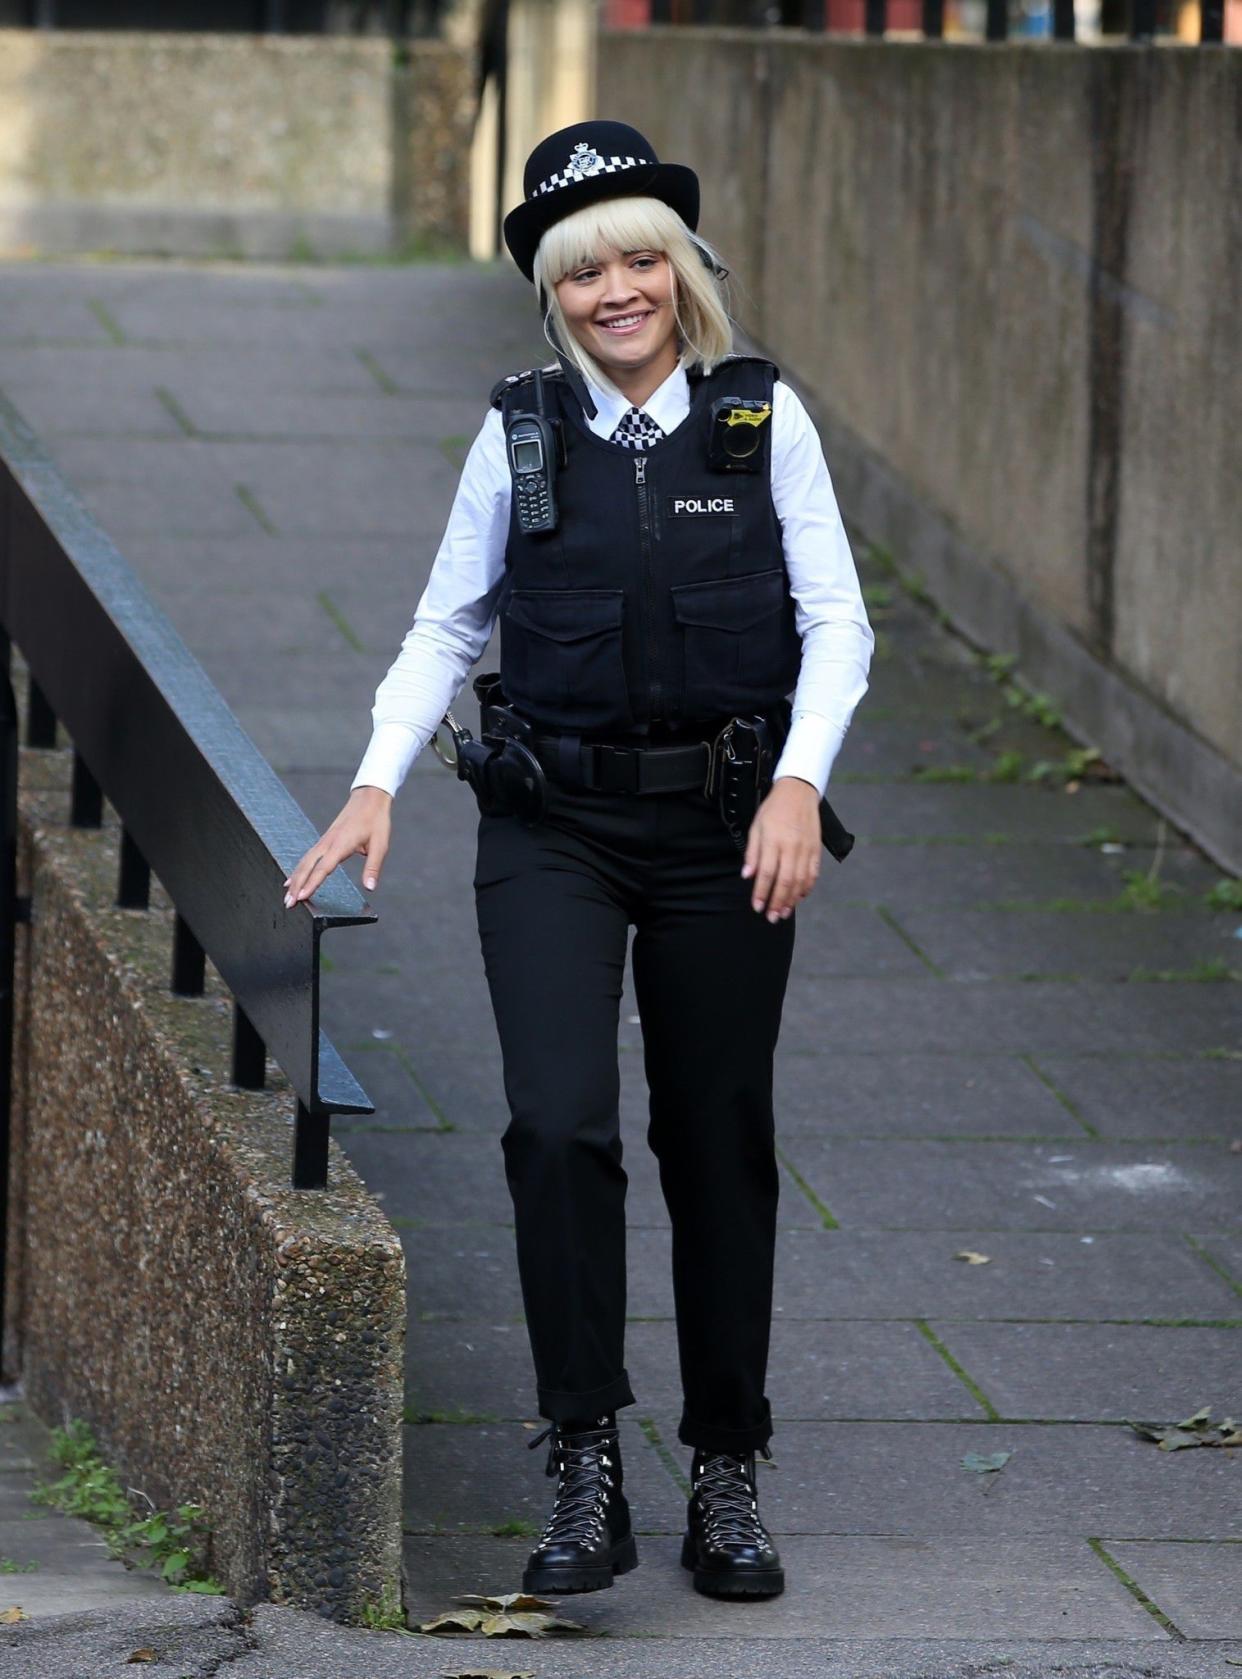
{"left": 349, "top": 722, "right": 427, "bottom": 800}
{"left": 772, "top": 713, "right": 849, "bottom": 800}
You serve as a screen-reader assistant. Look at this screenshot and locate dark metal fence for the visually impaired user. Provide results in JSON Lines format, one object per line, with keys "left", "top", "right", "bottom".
{"left": 644, "top": 0, "right": 1226, "bottom": 42}
{"left": 0, "top": 388, "right": 374, "bottom": 1252}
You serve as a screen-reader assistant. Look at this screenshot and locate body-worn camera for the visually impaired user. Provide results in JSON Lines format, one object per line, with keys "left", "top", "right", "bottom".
{"left": 707, "top": 397, "right": 772, "bottom": 473}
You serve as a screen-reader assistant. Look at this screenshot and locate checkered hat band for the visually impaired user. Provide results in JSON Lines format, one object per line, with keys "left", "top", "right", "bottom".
{"left": 533, "top": 155, "right": 652, "bottom": 198}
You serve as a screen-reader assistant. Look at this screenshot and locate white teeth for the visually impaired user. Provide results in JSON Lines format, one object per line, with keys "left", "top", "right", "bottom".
{"left": 600, "top": 313, "right": 648, "bottom": 329}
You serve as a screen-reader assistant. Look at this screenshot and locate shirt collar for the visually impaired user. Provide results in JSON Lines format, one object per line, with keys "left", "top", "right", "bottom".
{"left": 583, "top": 363, "right": 691, "bottom": 442}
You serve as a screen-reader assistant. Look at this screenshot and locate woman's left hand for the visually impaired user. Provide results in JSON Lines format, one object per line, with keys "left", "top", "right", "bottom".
{"left": 742, "top": 777, "right": 822, "bottom": 922}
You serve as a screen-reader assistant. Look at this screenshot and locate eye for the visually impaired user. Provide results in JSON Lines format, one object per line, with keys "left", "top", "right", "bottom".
{"left": 570, "top": 266, "right": 600, "bottom": 283}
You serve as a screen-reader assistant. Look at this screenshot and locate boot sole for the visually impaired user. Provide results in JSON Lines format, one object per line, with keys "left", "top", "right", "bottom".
{"left": 523, "top": 1533, "right": 639, "bottom": 1595}
{"left": 680, "top": 1533, "right": 785, "bottom": 1599}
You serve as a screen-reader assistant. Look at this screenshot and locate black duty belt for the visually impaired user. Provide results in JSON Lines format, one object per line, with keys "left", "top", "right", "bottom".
{"left": 531, "top": 731, "right": 716, "bottom": 795}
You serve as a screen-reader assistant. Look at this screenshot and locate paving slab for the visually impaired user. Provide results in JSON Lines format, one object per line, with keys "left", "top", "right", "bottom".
{"left": 778, "top": 1136, "right": 1242, "bottom": 1232}
{"left": 831, "top": 716, "right": 995, "bottom": 777}
{"left": 399, "top": 1532, "right": 1162, "bottom": 1639}
{"left": 775, "top": 978, "right": 1241, "bottom": 1055}
{"left": 820, "top": 835, "right": 1222, "bottom": 910}
{"left": 772, "top": 1049, "right": 1075, "bottom": 1137}
{"left": 1102, "top": 1540, "right": 1242, "bottom": 1638}
{"left": 1034, "top": 1056, "right": 1242, "bottom": 1141}
{"left": 646, "top": 1416, "right": 1242, "bottom": 1539}
{"left": 628, "top": 1226, "right": 1242, "bottom": 1320}
{"left": 1190, "top": 1233, "right": 1242, "bottom": 1291}
{"left": 776, "top": 905, "right": 930, "bottom": 977}
{"left": 927, "top": 1321, "right": 1242, "bottom": 1420}
{"left": 843, "top": 779, "right": 1188, "bottom": 844}
{"left": 883, "top": 906, "right": 1241, "bottom": 981}
{"left": 623, "top": 1319, "right": 990, "bottom": 1420}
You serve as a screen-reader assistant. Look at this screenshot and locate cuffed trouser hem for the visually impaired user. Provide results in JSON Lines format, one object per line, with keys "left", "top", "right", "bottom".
{"left": 678, "top": 1402, "right": 773, "bottom": 1456}
{"left": 537, "top": 1371, "right": 636, "bottom": 1424}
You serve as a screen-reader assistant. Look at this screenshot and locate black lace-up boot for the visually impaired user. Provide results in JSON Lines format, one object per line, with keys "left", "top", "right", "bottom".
{"left": 522, "top": 1414, "right": 638, "bottom": 1594}
{"left": 681, "top": 1446, "right": 785, "bottom": 1598}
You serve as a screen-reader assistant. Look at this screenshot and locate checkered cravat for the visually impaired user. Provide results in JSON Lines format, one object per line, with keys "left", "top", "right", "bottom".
{"left": 609, "top": 406, "right": 664, "bottom": 450}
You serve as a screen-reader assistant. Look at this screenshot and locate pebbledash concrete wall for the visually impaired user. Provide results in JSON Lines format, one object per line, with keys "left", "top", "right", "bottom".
{"left": 0, "top": 29, "right": 473, "bottom": 259}
{"left": 3, "top": 728, "right": 406, "bottom": 1619}
{"left": 599, "top": 35, "right": 1242, "bottom": 873}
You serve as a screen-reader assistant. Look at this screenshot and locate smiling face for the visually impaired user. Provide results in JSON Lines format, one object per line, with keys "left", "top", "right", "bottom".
{"left": 552, "top": 246, "right": 680, "bottom": 400}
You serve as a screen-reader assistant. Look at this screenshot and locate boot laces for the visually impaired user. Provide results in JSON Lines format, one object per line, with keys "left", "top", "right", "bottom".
{"left": 694, "top": 1450, "right": 771, "bottom": 1549}
{"left": 528, "top": 1422, "right": 617, "bottom": 1551}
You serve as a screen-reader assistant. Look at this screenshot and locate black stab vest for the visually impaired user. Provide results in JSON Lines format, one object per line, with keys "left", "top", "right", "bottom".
{"left": 491, "top": 355, "right": 802, "bottom": 735}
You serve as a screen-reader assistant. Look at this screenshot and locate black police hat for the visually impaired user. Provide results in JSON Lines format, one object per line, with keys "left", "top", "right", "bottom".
{"left": 503, "top": 120, "right": 700, "bottom": 283}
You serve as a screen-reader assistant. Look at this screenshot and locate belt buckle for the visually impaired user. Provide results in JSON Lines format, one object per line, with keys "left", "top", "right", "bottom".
{"left": 593, "top": 742, "right": 640, "bottom": 793}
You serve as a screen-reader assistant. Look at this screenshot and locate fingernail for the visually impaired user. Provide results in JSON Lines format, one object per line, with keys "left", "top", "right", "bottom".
{"left": 283, "top": 893, "right": 293, "bottom": 908}
{"left": 752, "top": 898, "right": 763, "bottom": 913}
{"left": 741, "top": 864, "right": 753, "bottom": 878}
{"left": 363, "top": 877, "right": 376, "bottom": 891}
{"left": 767, "top": 910, "right": 779, "bottom": 923}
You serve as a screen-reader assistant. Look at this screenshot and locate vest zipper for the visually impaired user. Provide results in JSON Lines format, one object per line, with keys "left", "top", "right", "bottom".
{"left": 635, "top": 454, "right": 661, "bottom": 718}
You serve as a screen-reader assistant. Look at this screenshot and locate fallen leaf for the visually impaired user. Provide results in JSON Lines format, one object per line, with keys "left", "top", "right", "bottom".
{"left": 962, "top": 1450, "right": 1012, "bottom": 1474}
{"left": 0, "top": 1607, "right": 27, "bottom": 1623}
{"left": 1126, "top": 1407, "right": 1242, "bottom": 1451}
{"left": 441, "top": 1671, "right": 536, "bottom": 1678}
{"left": 419, "top": 1594, "right": 586, "bottom": 1640}
{"left": 954, "top": 1250, "right": 991, "bottom": 1265}
{"left": 125, "top": 1653, "right": 158, "bottom": 1665}
{"left": 456, "top": 1593, "right": 554, "bottom": 1613}
{"left": 1176, "top": 1406, "right": 1213, "bottom": 1430}
{"left": 417, "top": 1609, "right": 488, "bottom": 1635}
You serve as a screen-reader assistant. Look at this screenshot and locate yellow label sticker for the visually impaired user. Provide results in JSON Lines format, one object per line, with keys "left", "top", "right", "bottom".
{"left": 722, "top": 404, "right": 772, "bottom": 429}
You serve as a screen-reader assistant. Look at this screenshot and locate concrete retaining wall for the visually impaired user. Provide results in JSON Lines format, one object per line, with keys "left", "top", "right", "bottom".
{"left": 599, "top": 34, "right": 1242, "bottom": 871}
{"left": 0, "top": 29, "right": 472, "bottom": 258}
{"left": 4, "top": 727, "right": 406, "bottom": 1618}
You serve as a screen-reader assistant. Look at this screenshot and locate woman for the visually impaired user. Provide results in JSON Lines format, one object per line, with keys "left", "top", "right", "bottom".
{"left": 284, "top": 121, "right": 874, "bottom": 1602}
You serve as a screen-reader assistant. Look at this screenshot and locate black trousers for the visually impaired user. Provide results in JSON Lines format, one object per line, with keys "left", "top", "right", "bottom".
{"left": 473, "top": 771, "right": 796, "bottom": 1455}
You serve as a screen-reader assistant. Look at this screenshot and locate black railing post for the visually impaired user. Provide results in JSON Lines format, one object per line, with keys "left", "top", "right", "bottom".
{"left": 922, "top": 0, "right": 945, "bottom": 35}
{"left": 985, "top": 0, "right": 1008, "bottom": 36}
{"left": 293, "top": 1102, "right": 330, "bottom": 1190}
{"left": 1053, "top": 0, "right": 1076, "bottom": 36}
{"left": 171, "top": 913, "right": 206, "bottom": 997}
{"left": 232, "top": 1002, "right": 267, "bottom": 1090}
{"left": 865, "top": 0, "right": 886, "bottom": 29}
{"left": 117, "top": 827, "right": 151, "bottom": 910}
{"left": 1200, "top": 0, "right": 1223, "bottom": 36}
{"left": 1130, "top": 0, "right": 1156, "bottom": 35}
{"left": 26, "top": 678, "right": 55, "bottom": 749}
{"left": 802, "top": 0, "right": 825, "bottom": 26}
{"left": 70, "top": 750, "right": 102, "bottom": 828}
{"left": 0, "top": 671, "right": 18, "bottom": 1365}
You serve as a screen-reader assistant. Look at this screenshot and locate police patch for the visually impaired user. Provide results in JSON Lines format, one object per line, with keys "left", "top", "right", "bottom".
{"left": 666, "top": 496, "right": 737, "bottom": 517}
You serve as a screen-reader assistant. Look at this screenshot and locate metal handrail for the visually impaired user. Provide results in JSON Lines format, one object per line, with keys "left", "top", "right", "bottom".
{"left": 0, "top": 388, "right": 374, "bottom": 1207}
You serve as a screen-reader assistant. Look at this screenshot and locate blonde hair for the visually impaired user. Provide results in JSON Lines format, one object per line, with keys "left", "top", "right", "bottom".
{"left": 532, "top": 195, "right": 733, "bottom": 393}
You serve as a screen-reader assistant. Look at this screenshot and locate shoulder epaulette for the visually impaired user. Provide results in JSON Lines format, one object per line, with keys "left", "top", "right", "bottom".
{"left": 718, "top": 352, "right": 781, "bottom": 381}
{"left": 489, "top": 366, "right": 565, "bottom": 410}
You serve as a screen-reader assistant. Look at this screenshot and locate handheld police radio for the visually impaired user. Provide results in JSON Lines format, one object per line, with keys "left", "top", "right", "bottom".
{"left": 505, "top": 369, "right": 563, "bottom": 534}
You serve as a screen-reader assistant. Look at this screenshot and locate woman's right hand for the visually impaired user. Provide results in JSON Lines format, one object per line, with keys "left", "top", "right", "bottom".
{"left": 283, "top": 785, "right": 393, "bottom": 909}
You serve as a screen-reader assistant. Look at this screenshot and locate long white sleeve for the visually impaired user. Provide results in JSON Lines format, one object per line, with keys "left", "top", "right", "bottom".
{"left": 769, "top": 381, "right": 875, "bottom": 796}
{"left": 350, "top": 409, "right": 511, "bottom": 798}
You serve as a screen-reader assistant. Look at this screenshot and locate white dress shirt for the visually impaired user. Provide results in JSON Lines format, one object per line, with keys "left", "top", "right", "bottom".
{"left": 351, "top": 362, "right": 874, "bottom": 800}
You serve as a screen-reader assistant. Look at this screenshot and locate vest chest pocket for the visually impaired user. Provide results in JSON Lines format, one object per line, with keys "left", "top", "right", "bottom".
{"left": 501, "top": 587, "right": 630, "bottom": 730}
{"left": 670, "top": 567, "right": 792, "bottom": 717}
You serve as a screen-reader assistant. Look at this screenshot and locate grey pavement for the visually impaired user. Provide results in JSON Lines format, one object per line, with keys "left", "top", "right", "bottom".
{"left": 0, "top": 256, "right": 1239, "bottom": 1677}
